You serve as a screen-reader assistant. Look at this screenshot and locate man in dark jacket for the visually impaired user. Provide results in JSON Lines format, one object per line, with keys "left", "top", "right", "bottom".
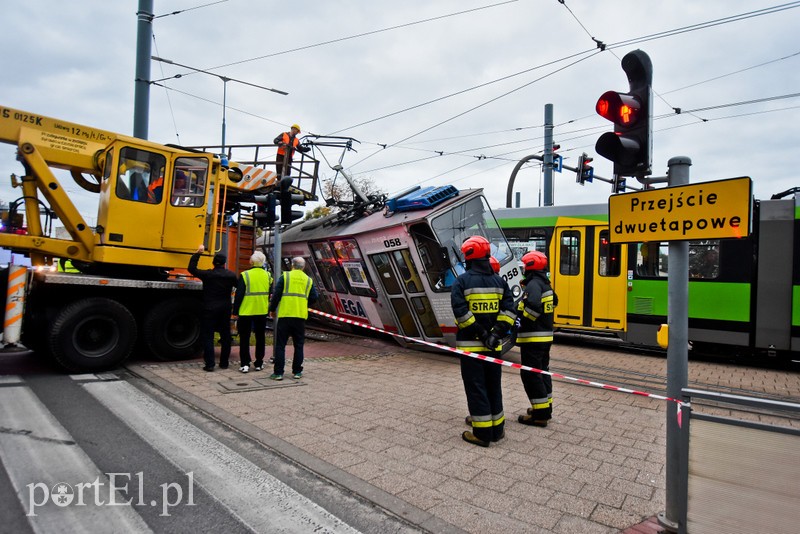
{"left": 515, "top": 250, "right": 558, "bottom": 426}
{"left": 451, "top": 236, "right": 516, "bottom": 447}
{"left": 188, "top": 245, "right": 237, "bottom": 371}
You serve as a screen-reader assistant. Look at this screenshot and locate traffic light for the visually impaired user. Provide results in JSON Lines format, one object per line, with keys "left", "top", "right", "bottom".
{"left": 595, "top": 49, "right": 653, "bottom": 178}
{"left": 576, "top": 153, "right": 594, "bottom": 185}
{"left": 252, "top": 193, "right": 277, "bottom": 227}
{"left": 551, "top": 144, "right": 563, "bottom": 173}
{"left": 279, "top": 176, "right": 304, "bottom": 224}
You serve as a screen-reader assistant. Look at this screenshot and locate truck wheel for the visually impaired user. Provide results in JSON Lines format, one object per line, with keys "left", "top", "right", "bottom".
{"left": 142, "top": 298, "right": 202, "bottom": 361}
{"left": 49, "top": 298, "right": 137, "bottom": 372}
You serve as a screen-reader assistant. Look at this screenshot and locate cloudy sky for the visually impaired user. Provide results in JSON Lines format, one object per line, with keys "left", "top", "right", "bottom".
{"left": 2, "top": 0, "right": 798, "bottom": 223}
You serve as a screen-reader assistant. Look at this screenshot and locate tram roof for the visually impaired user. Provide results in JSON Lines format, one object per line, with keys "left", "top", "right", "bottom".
{"left": 282, "top": 187, "right": 484, "bottom": 243}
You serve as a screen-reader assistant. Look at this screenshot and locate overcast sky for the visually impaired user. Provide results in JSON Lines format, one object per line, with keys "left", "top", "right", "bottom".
{"left": 2, "top": 0, "right": 798, "bottom": 223}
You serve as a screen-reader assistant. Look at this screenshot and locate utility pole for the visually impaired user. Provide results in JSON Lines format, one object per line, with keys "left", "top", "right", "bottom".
{"left": 133, "top": 0, "right": 154, "bottom": 139}
{"left": 543, "top": 104, "right": 554, "bottom": 206}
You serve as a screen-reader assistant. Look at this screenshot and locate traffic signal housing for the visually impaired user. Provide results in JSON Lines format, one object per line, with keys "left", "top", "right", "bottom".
{"left": 576, "top": 153, "right": 594, "bottom": 185}
{"left": 279, "top": 176, "right": 305, "bottom": 224}
{"left": 252, "top": 193, "right": 277, "bottom": 227}
{"left": 595, "top": 49, "right": 653, "bottom": 178}
{"left": 551, "top": 144, "right": 563, "bottom": 173}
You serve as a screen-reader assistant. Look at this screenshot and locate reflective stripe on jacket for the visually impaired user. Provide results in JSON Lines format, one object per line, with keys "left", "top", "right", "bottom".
{"left": 277, "top": 270, "right": 312, "bottom": 319}
{"left": 238, "top": 268, "right": 272, "bottom": 316}
{"left": 451, "top": 259, "right": 516, "bottom": 353}
{"left": 516, "top": 271, "right": 557, "bottom": 344}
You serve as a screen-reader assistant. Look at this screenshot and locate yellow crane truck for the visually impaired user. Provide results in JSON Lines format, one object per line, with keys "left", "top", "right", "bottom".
{"left": 0, "top": 106, "right": 317, "bottom": 371}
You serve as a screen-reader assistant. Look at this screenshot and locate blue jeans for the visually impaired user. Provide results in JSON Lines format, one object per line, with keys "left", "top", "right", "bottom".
{"left": 272, "top": 317, "right": 305, "bottom": 375}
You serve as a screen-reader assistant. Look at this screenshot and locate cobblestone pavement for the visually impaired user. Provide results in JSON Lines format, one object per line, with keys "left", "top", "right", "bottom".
{"left": 128, "top": 335, "right": 800, "bottom": 533}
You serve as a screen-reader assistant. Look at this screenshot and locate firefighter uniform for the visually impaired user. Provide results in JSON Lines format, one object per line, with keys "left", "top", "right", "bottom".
{"left": 451, "top": 256, "right": 516, "bottom": 446}
{"left": 516, "top": 269, "right": 558, "bottom": 425}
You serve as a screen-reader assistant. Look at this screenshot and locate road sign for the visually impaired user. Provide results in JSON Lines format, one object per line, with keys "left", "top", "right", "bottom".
{"left": 608, "top": 176, "right": 752, "bottom": 243}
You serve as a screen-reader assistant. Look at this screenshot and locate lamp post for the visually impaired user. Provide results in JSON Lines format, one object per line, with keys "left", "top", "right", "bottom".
{"left": 151, "top": 56, "right": 288, "bottom": 152}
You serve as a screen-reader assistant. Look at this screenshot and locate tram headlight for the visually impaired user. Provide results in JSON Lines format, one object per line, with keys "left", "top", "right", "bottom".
{"left": 512, "top": 285, "right": 521, "bottom": 298}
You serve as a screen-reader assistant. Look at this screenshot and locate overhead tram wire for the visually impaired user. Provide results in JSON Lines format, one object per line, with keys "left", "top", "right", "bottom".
{"left": 660, "top": 50, "right": 800, "bottom": 96}
{"left": 148, "top": 83, "right": 286, "bottom": 128}
{"left": 154, "top": 0, "right": 229, "bottom": 19}
{"left": 151, "top": 33, "right": 182, "bottom": 144}
{"left": 607, "top": 1, "right": 800, "bottom": 50}
{"left": 347, "top": 51, "right": 602, "bottom": 170}
{"left": 191, "top": 1, "right": 519, "bottom": 72}
{"left": 334, "top": 1, "right": 800, "bottom": 142}
{"left": 327, "top": 48, "right": 597, "bottom": 135}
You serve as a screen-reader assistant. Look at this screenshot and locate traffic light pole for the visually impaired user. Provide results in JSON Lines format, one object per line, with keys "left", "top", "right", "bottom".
{"left": 657, "top": 156, "right": 692, "bottom": 534}
{"left": 543, "top": 104, "right": 554, "bottom": 206}
{"left": 271, "top": 219, "right": 282, "bottom": 364}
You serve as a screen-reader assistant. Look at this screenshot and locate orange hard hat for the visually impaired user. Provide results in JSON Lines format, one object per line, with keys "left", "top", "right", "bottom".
{"left": 489, "top": 256, "right": 500, "bottom": 273}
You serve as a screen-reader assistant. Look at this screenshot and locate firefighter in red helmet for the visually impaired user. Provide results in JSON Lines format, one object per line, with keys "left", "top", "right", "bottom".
{"left": 451, "top": 236, "right": 516, "bottom": 447}
{"left": 516, "top": 250, "right": 558, "bottom": 427}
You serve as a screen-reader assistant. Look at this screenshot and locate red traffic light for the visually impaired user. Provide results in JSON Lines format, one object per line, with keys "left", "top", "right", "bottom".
{"left": 596, "top": 91, "right": 641, "bottom": 126}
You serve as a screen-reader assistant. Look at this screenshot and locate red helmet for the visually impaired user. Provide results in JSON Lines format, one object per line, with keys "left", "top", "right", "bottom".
{"left": 461, "top": 236, "right": 491, "bottom": 261}
{"left": 521, "top": 250, "right": 548, "bottom": 271}
{"left": 489, "top": 256, "right": 500, "bottom": 273}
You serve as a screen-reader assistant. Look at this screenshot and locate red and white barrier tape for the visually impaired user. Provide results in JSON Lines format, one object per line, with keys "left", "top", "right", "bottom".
{"left": 309, "top": 308, "right": 686, "bottom": 415}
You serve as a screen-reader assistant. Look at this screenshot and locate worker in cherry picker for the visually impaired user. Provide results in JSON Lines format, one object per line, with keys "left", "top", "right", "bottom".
{"left": 450, "top": 236, "right": 516, "bottom": 447}
{"left": 515, "top": 250, "right": 558, "bottom": 427}
{"left": 274, "top": 124, "right": 310, "bottom": 177}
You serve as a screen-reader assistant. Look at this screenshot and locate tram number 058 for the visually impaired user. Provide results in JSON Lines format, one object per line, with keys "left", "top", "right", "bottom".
{"left": 502, "top": 267, "right": 520, "bottom": 282}
{"left": 383, "top": 238, "right": 402, "bottom": 248}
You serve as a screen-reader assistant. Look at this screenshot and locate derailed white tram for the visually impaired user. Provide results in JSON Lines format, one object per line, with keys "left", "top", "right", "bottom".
{"left": 269, "top": 185, "right": 524, "bottom": 349}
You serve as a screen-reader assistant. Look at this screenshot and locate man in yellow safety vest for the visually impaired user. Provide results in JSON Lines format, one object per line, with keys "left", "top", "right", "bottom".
{"left": 233, "top": 251, "right": 273, "bottom": 373}
{"left": 267, "top": 257, "right": 318, "bottom": 380}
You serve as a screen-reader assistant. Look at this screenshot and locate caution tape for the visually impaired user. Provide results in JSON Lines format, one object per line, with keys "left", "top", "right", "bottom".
{"left": 309, "top": 308, "right": 686, "bottom": 410}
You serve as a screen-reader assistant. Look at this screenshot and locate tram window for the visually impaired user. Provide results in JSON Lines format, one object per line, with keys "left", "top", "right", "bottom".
{"left": 372, "top": 253, "right": 402, "bottom": 295}
{"left": 506, "top": 236, "right": 547, "bottom": 259}
{"left": 411, "top": 296, "right": 443, "bottom": 338}
{"left": 559, "top": 231, "right": 581, "bottom": 276}
{"left": 410, "top": 223, "right": 451, "bottom": 292}
{"left": 689, "top": 240, "right": 720, "bottom": 279}
{"left": 598, "top": 230, "right": 621, "bottom": 277}
{"left": 309, "top": 242, "right": 349, "bottom": 293}
{"left": 391, "top": 249, "right": 424, "bottom": 294}
{"left": 332, "top": 239, "right": 376, "bottom": 297}
{"left": 637, "top": 242, "right": 668, "bottom": 277}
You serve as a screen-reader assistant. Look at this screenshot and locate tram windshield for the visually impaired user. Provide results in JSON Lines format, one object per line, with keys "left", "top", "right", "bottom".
{"left": 430, "top": 195, "right": 514, "bottom": 272}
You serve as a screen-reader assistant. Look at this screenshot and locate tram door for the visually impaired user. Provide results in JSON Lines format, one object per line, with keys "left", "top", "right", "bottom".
{"left": 550, "top": 224, "right": 626, "bottom": 331}
{"left": 370, "top": 250, "right": 443, "bottom": 340}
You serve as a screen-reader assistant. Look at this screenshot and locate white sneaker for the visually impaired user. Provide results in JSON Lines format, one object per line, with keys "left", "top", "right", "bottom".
{"left": 239, "top": 365, "right": 249, "bottom": 373}
{"left": 254, "top": 365, "right": 263, "bottom": 371}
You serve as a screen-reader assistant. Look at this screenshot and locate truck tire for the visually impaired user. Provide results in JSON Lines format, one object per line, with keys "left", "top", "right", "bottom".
{"left": 142, "top": 298, "right": 202, "bottom": 361}
{"left": 49, "top": 298, "right": 137, "bottom": 372}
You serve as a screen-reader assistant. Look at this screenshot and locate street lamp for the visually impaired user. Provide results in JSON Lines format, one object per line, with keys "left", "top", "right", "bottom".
{"left": 150, "top": 56, "right": 288, "bottom": 152}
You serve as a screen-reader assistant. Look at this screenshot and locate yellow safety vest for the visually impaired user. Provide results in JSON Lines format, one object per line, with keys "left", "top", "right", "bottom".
{"left": 238, "top": 268, "right": 272, "bottom": 316}
{"left": 277, "top": 270, "right": 312, "bottom": 319}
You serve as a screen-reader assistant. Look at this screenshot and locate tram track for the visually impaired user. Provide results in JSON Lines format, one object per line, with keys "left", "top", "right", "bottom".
{"left": 303, "top": 322, "right": 800, "bottom": 404}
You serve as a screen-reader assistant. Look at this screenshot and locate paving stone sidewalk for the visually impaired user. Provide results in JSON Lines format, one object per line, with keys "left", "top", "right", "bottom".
{"left": 128, "top": 335, "right": 694, "bottom": 533}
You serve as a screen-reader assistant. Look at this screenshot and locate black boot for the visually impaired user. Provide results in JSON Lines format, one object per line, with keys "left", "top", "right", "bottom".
{"left": 462, "top": 431, "right": 490, "bottom": 447}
